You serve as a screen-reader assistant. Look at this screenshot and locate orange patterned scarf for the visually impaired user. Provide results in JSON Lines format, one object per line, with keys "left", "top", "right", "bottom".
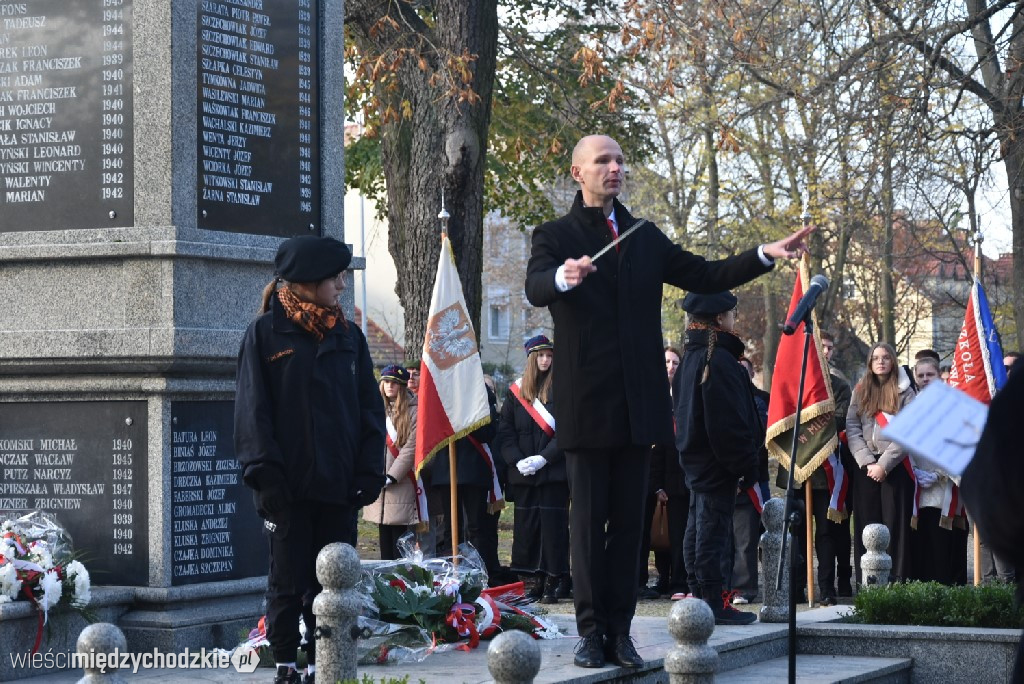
{"left": 277, "top": 287, "right": 344, "bottom": 341}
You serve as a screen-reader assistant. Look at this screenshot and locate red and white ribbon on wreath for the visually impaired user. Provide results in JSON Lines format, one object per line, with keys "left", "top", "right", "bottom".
{"left": 446, "top": 602, "right": 480, "bottom": 651}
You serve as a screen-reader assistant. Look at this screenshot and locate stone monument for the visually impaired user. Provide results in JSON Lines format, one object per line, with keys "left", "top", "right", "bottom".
{"left": 0, "top": 0, "right": 349, "bottom": 667}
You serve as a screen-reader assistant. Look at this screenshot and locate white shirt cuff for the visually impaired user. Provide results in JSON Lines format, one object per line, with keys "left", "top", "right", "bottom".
{"left": 555, "top": 264, "right": 573, "bottom": 292}
{"left": 757, "top": 245, "right": 775, "bottom": 267}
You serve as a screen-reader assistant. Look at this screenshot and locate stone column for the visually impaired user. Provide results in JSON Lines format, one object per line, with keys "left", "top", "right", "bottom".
{"left": 487, "top": 630, "right": 541, "bottom": 684}
{"left": 312, "top": 542, "right": 364, "bottom": 683}
{"left": 759, "top": 497, "right": 789, "bottom": 623}
{"left": 861, "top": 523, "right": 892, "bottom": 588}
{"left": 664, "top": 598, "right": 719, "bottom": 684}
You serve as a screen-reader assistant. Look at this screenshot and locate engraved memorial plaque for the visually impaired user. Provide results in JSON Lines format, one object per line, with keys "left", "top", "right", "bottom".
{"left": 0, "top": 0, "right": 134, "bottom": 230}
{"left": 196, "top": 0, "right": 320, "bottom": 236}
{"left": 0, "top": 401, "right": 147, "bottom": 586}
{"left": 170, "top": 400, "right": 267, "bottom": 585}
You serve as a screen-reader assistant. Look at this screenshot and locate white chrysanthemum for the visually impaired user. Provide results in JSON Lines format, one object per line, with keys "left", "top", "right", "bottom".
{"left": 37, "top": 569, "right": 62, "bottom": 614}
{"left": 0, "top": 563, "right": 21, "bottom": 600}
{"left": 0, "top": 541, "right": 16, "bottom": 560}
{"left": 66, "top": 561, "right": 91, "bottom": 607}
{"left": 29, "top": 541, "right": 53, "bottom": 570}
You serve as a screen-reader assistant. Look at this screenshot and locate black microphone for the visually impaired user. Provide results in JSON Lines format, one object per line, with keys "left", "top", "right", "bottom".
{"left": 782, "top": 274, "right": 829, "bottom": 335}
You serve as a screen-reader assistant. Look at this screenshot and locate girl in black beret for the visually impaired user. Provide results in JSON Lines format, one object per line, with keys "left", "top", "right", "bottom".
{"left": 234, "top": 236, "right": 386, "bottom": 684}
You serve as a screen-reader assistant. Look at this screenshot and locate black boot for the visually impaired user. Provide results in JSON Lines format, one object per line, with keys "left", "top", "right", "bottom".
{"left": 555, "top": 573, "right": 573, "bottom": 599}
{"left": 523, "top": 574, "right": 544, "bottom": 600}
{"left": 541, "top": 575, "right": 559, "bottom": 604}
{"left": 703, "top": 584, "right": 756, "bottom": 625}
{"left": 274, "top": 666, "right": 302, "bottom": 684}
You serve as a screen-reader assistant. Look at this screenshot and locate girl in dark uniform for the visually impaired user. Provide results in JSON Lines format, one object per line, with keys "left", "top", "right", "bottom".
{"left": 235, "top": 236, "right": 385, "bottom": 684}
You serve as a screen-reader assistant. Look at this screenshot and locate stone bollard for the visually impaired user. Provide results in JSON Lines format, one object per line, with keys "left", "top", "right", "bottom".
{"left": 487, "top": 629, "right": 541, "bottom": 684}
{"left": 664, "top": 598, "right": 719, "bottom": 684}
{"left": 75, "top": 623, "right": 128, "bottom": 684}
{"left": 312, "top": 542, "right": 365, "bottom": 683}
{"left": 758, "top": 497, "right": 789, "bottom": 623}
{"left": 861, "top": 523, "right": 892, "bottom": 587}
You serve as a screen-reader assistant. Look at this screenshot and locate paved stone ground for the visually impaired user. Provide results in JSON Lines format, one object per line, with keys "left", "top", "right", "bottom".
{"left": 12, "top": 607, "right": 850, "bottom": 683}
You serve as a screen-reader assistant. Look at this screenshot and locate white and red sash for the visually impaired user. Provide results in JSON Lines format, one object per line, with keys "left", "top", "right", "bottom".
{"left": 508, "top": 379, "right": 556, "bottom": 438}
{"left": 745, "top": 484, "right": 766, "bottom": 514}
{"left": 821, "top": 451, "right": 850, "bottom": 522}
{"left": 875, "top": 411, "right": 919, "bottom": 528}
{"left": 939, "top": 480, "right": 966, "bottom": 530}
{"left": 386, "top": 416, "right": 429, "bottom": 527}
{"left": 467, "top": 435, "right": 505, "bottom": 513}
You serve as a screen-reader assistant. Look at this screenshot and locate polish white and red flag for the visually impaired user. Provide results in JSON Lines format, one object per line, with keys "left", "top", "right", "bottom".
{"left": 414, "top": 236, "right": 492, "bottom": 477}
{"left": 947, "top": 277, "right": 1007, "bottom": 404}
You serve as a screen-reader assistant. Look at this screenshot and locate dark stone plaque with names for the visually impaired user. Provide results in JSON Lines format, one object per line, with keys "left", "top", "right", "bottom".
{"left": 196, "top": 0, "right": 320, "bottom": 236}
{"left": 0, "top": 0, "right": 134, "bottom": 231}
{"left": 0, "top": 401, "right": 147, "bottom": 586}
{"left": 170, "top": 400, "right": 267, "bottom": 586}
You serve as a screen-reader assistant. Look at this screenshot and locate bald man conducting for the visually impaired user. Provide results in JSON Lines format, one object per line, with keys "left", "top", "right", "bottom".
{"left": 525, "top": 134, "right": 811, "bottom": 669}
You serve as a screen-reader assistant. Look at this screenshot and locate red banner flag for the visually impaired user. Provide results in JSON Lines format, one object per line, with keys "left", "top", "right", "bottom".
{"left": 766, "top": 257, "right": 838, "bottom": 486}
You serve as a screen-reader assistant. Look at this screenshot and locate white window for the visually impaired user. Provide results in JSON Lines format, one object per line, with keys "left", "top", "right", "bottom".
{"left": 843, "top": 274, "right": 857, "bottom": 299}
{"left": 489, "top": 304, "right": 509, "bottom": 340}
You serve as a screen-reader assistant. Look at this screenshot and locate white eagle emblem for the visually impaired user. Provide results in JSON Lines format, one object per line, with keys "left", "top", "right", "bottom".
{"left": 425, "top": 303, "right": 477, "bottom": 369}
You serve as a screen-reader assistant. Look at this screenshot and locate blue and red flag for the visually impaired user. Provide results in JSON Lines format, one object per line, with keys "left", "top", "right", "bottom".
{"left": 947, "top": 277, "right": 1007, "bottom": 404}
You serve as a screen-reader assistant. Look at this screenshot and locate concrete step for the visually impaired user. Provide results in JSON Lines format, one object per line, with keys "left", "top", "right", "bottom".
{"left": 717, "top": 654, "right": 913, "bottom": 683}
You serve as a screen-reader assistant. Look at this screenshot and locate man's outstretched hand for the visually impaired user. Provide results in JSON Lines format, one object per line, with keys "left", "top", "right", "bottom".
{"left": 563, "top": 255, "right": 596, "bottom": 286}
{"left": 763, "top": 224, "right": 815, "bottom": 260}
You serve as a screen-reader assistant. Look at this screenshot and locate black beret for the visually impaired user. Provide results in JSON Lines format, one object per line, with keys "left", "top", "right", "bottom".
{"left": 681, "top": 291, "right": 737, "bottom": 316}
{"left": 275, "top": 236, "right": 352, "bottom": 282}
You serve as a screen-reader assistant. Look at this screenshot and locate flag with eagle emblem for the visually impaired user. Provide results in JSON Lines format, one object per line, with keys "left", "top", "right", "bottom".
{"left": 414, "top": 236, "right": 492, "bottom": 476}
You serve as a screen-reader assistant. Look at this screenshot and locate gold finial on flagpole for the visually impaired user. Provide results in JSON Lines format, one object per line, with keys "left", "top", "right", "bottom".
{"left": 438, "top": 189, "right": 450, "bottom": 241}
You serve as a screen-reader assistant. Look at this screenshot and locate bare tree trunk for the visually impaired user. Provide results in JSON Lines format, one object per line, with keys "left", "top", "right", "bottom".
{"left": 762, "top": 280, "right": 779, "bottom": 391}
{"left": 882, "top": 147, "right": 896, "bottom": 345}
{"left": 346, "top": 0, "right": 498, "bottom": 355}
{"left": 1002, "top": 134, "right": 1024, "bottom": 350}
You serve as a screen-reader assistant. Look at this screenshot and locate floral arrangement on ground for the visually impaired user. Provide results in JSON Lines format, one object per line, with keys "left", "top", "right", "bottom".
{"left": 237, "top": 539, "right": 563, "bottom": 666}
{"left": 0, "top": 510, "right": 92, "bottom": 652}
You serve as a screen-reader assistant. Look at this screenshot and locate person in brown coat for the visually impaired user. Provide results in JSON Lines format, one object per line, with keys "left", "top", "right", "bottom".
{"left": 363, "top": 365, "right": 424, "bottom": 560}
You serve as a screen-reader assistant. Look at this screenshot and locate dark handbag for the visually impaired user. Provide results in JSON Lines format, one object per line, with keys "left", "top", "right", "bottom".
{"left": 650, "top": 500, "right": 671, "bottom": 551}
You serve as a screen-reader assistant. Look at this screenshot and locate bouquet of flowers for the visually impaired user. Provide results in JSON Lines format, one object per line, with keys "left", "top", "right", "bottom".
{"left": 355, "top": 536, "right": 563, "bottom": 664}
{"left": 0, "top": 510, "right": 92, "bottom": 643}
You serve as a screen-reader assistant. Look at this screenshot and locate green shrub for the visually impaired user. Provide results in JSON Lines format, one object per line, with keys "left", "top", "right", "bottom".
{"left": 849, "top": 581, "right": 1024, "bottom": 629}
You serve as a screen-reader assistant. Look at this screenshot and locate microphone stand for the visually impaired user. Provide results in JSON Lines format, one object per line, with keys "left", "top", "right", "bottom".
{"left": 776, "top": 310, "right": 814, "bottom": 684}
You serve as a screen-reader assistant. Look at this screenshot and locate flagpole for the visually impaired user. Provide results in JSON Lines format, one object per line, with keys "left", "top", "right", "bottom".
{"left": 972, "top": 229, "right": 983, "bottom": 586}
{"left": 437, "top": 192, "right": 462, "bottom": 568}
{"left": 804, "top": 481, "right": 814, "bottom": 606}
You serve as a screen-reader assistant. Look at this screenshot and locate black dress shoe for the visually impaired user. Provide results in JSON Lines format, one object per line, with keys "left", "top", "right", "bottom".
{"left": 573, "top": 634, "right": 606, "bottom": 668}
{"left": 605, "top": 634, "right": 644, "bottom": 668}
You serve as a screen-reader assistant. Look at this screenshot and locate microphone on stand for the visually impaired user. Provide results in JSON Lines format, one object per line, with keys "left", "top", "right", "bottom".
{"left": 782, "top": 274, "right": 829, "bottom": 335}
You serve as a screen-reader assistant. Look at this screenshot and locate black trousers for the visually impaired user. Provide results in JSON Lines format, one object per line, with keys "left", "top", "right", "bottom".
{"left": 565, "top": 446, "right": 649, "bottom": 638}
{"left": 852, "top": 461, "right": 914, "bottom": 583}
{"left": 683, "top": 489, "right": 735, "bottom": 600}
{"left": 728, "top": 497, "right": 761, "bottom": 597}
{"left": 643, "top": 489, "right": 690, "bottom": 594}
{"left": 509, "top": 482, "right": 570, "bottom": 576}
{"left": 433, "top": 484, "right": 490, "bottom": 568}
{"left": 910, "top": 508, "right": 968, "bottom": 585}
{"left": 266, "top": 501, "right": 357, "bottom": 664}
{"left": 812, "top": 491, "right": 852, "bottom": 596}
{"left": 378, "top": 523, "right": 411, "bottom": 561}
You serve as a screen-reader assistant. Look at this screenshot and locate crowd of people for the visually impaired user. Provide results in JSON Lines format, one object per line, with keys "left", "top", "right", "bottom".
{"left": 235, "top": 134, "right": 1020, "bottom": 683}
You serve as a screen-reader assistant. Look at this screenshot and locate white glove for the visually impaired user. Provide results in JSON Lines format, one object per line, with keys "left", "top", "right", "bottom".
{"left": 517, "top": 459, "right": 537, "bottom": 476}
{"left": 523, "top": 455, "right": 548, "bottom": 472}
{"left": 913, "top": 468, "right": 938, "bottom": 488}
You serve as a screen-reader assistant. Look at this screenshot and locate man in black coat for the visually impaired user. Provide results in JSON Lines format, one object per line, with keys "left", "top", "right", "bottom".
{"left": 524, "top": 134, "right": 812, "bottom": 668}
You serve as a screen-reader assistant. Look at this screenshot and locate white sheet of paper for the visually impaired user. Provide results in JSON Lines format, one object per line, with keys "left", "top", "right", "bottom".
{"left": 877, "top": 381, "right": 988, "bottom": 477}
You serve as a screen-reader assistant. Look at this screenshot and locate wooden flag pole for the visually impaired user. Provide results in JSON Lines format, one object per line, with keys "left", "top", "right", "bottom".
{"left": 805, "top": 481, "right": 815, "bottom": 605}
{"left": 449, "top": 441, "right": 460, "bottom": 568}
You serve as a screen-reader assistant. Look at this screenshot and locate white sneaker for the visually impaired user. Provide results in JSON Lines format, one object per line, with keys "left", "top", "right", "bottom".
{"left": 731, "top": 595, "right": 750, "bottom": 605}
